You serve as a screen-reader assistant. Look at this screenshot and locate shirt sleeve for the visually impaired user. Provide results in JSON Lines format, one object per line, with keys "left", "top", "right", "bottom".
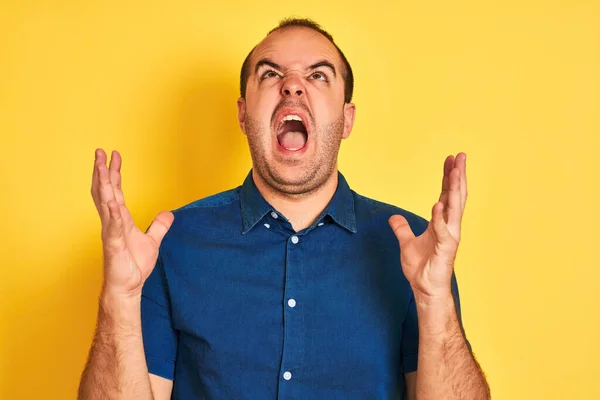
{"left": 141, "top": 254, "right": 178, "bottom": 380}
{"left": 400, "top": 271, "right": 471, "bottom": 374}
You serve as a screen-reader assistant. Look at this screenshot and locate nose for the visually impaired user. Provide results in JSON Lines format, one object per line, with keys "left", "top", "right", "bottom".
{"left": 281, "top": 75, "right": 304, "bottom": 97}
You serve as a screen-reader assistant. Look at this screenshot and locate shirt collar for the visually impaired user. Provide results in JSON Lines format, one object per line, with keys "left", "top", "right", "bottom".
{"left": 240, "top": 170, "right": 357, "bottom": 234}
{"left": 322, "top": 171, "right": 357, "bottom": 233}
{"left": 240, "top": 171, "right": 274, "bottom": 234}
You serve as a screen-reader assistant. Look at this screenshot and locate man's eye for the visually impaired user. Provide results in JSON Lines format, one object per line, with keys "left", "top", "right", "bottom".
{"left": 261, "top": 70, "right": 280, "bottom": 80}
{"left": 310, "top": 71, "right": 327, "bottom": 81}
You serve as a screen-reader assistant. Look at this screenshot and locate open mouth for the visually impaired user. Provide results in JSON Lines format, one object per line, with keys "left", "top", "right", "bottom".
{"left": 276, "top": 115, "right": 308, "bottom": 151}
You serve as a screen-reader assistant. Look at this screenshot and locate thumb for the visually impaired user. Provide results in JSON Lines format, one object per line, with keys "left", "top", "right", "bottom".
{"left": 146, "top": 211, "right": 175, "bottom": 246}
{"left": 389, "top": 215, "right": 415, "bottom": 247}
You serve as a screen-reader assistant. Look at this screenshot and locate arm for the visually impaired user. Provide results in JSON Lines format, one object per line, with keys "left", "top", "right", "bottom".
{"left": 79, "top": 292, "right": 174, "bottom": 400}
{"left": 78, "top": 149, "right": 174, "bottom": 400}
{"left": 150, "top": 374, "right": 174, "bottom": 399}
{"left": 392, "top": 153, "right": 490, "bottom": 400}
{"left": 405, "top": 372, "right": 417, "bottom": 400}
{"left": 414, "top": 293, "right": 488, "bottom": 399}
{"left": 79, "top": 292, "right": 155, "bottom": 400}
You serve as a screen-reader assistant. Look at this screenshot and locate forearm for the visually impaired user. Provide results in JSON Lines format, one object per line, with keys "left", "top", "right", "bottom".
{"left": 78, "top": 291, "right": 154, "bottom": 400}
{"left": 415, "top": 294, "right": 490, "bottom": 400}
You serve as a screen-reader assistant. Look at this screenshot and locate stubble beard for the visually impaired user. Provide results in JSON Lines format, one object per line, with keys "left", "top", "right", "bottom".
{"left": 244, "top": 114, "right": 345, "bottom": 198}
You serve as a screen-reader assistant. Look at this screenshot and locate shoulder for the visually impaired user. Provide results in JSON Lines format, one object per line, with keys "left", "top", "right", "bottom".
{"left": 173, "top": 186, "right": 241, "bottom": 215}
{"left": 164, "top": 186, "right": 243, "bottom": 235}
{"left": 352, "top": 191, "right": 429, "bottom": 237}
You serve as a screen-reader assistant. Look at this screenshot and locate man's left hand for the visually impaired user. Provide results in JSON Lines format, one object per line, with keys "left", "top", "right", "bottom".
{"left": 389, "top": 153, "right": 468, "bottom": 301}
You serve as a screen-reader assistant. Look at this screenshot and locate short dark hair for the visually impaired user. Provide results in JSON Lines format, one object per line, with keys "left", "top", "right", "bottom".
{"left": 239, "top": 18, "right": 354, "bottom": 103}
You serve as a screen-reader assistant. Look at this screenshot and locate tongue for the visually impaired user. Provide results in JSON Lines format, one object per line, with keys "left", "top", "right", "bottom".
{"left": 278, "top": 131, "right": 307, "bottom": 150}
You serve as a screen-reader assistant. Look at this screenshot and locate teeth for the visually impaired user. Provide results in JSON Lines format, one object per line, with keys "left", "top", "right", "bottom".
{"left": 282, "top": 115, "right": 303, "bottom": 122}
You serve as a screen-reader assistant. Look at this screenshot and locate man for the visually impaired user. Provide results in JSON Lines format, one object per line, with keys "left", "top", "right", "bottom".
{"left": 79, "top": 18, "right": 490, "bottom": 399}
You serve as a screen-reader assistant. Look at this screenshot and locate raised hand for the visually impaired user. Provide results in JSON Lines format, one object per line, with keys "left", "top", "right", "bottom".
{"left": 91, "top": 149, "right": 174, "bottom": 297}
{"left": 389, "top": 153, "right": 468, "bottom": 299}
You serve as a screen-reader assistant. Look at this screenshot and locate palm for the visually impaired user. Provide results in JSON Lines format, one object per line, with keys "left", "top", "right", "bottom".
{"left": 103, "top": 222, "right": 160, "bottom": 292}
{"left": 92, "top": 149, "right": 173, "bottom": 295}
{"left": 389, "top": 153, "right": 467, "bottom": 298}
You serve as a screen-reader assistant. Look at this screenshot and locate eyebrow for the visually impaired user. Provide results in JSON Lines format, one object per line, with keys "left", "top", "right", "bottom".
{"left": 309, "top": 61, "right": 337, "bottom": 77}
{"left": 254, "top": 58, "right": 337, "bottom": 77}
{"left": 255, "top": 59, "right": 282, "bottom": 74}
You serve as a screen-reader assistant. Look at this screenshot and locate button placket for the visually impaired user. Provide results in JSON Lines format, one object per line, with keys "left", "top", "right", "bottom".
{"left": 278, "top": 230, "right": 306, "bottom": 397}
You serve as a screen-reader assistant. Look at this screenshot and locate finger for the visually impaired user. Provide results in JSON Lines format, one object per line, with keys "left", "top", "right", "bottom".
{"left": 107, "top": 151, "right": 134, "bottom": 231}
{"left": 118, "top": 203, "right": 135, "bottom": 237}
{"left": 97, "top": 156, "right": 117, "bottom": 219}
{"left": 456, "top": 152, "right": 468, "bottom": 211}
{"left": 105, "top": 199, "right": 125, "bottom": 248}
{"left": 91, "top": 149, "right": 100, "bottom": 199}
{"left": 146, "top": 211, "right": 175, "bottom": 247}
{"left": 431, "top": 201, "right": 451, "bottom": 241}
{"left": 91, "top": 149, "right": 105, "bottom": 201}
{"left": 446, "top": 167, "right": 462, "bottom": 230}
{"left": 442, "top": 155, "right": 454, "bottom": 192}
{"left": 389, "top": 215, "right": 416, "bottom": 248}
{"left": 109, "top": 150, "right": 125, "bottom": 205}
{"left": 92, "top": 149, "right": 112, "bottom": 221}
{"left": 439, "top": 155, "right": 455, "bottom": 223}
{"left": 438, "top": 155, "right": 455, "bottom": 206}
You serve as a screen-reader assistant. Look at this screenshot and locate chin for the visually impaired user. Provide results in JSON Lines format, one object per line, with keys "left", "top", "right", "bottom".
{"left": 263, "top": 161, "right": 333, "bottom": 196}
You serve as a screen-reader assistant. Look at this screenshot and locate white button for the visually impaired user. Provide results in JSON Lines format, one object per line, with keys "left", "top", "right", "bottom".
{"left": 264, "top": 223, "right": 270, "bottom": 229}
{"left": 288, "top": 298, "right": 296, "bottom": 308}
{"left": 283, "top": 371, "right": 292, "bottom": 380}
{"left": 318, "top": 222, "right": 324, "bottom": 227}
{"left": 291, "top": 235, "right": 299, "bottom": 244}
{"left": 271, "top": 211, "right": 278, "bottom": 219}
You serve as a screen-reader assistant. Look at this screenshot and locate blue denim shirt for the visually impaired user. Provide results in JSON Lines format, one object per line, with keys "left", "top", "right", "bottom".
{"left": 141, "top": 171, "right": 466, "bottom": 399}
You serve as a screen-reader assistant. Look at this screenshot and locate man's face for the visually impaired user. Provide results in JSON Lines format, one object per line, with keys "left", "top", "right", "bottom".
{"left": 238, "top": 27, "right": 355, "bottom": 196}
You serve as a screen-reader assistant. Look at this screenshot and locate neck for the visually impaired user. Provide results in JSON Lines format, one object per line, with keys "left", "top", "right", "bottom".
{"left": 252, "top": 169, "right": 339, "bottom": 232}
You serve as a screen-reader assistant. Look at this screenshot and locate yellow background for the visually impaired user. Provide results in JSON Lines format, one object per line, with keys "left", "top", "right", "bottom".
{"left": 1, "top": 1, "right": 599, "bottom": 399}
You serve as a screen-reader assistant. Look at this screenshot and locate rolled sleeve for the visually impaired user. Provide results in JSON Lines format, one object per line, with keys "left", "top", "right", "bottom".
{"left": 141, "top": 254, "right": 178, "bottom": 380}
{"left": 401, "top": 293, "right": 419, "bottom": 373}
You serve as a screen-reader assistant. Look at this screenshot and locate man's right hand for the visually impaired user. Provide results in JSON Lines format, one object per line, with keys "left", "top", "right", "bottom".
{"left": 91, "top": 149, "right": 174, "bottom": 297}
{"left": 79, "top": 149, "right": 175, "bottom": 399}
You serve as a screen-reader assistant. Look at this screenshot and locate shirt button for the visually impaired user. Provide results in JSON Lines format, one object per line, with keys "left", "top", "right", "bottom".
{"left": 288, "top": 298, "right": 296, "bottom": 308}
{"left": 283, "top": 371, "right": 292, "bottom": 380}
{"left": 318, "top": 222, "right": 324, "bottom": 227}
{"left": 291, "top": 235, "right": 299, "bottom": 244}
{"left": 264, "top": 223, "right": 270, "bottom": 229}
{"left": 271, "top": 211, "right": 278, "bottom": 219}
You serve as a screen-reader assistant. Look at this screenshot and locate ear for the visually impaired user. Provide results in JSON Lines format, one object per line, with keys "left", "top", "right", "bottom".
{"left": 237, "top": 97, "right": 247, "bottom": 135}
{"left": 342, "top": 102, "right": 356, "bottom": 139}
